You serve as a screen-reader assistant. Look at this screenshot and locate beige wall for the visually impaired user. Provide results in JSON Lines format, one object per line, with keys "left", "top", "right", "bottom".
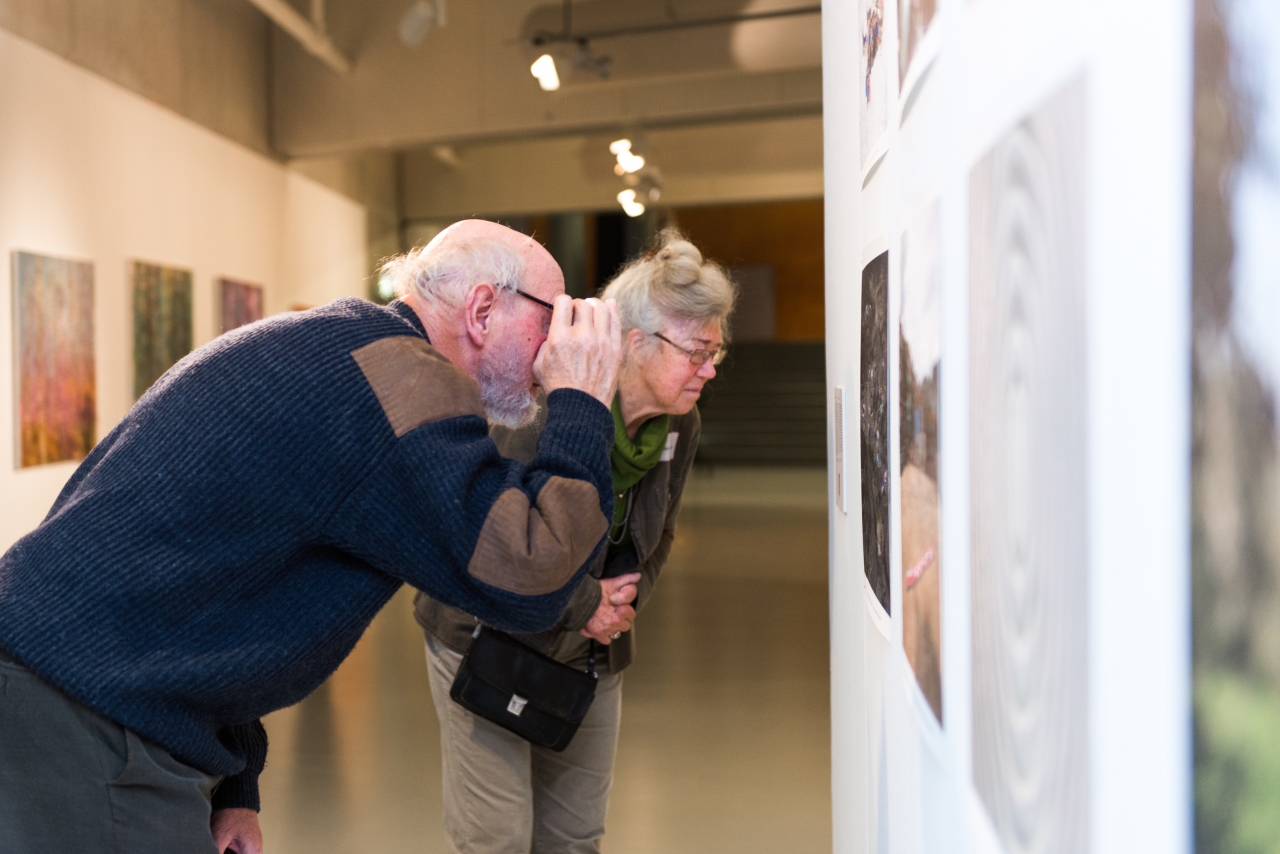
{"left": 402, "top": 115, "right": 823, "bottom": 220}
{"left": 0, "top": 28, "right": 366, "bottom": 551}
{"left": 289, "top": 151, "right": 401, "bottom": 287}
{"left": 0, "top": 0, "right": 271, "bottom": 156}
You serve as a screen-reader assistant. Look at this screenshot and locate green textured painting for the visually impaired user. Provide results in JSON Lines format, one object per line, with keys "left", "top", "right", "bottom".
{"left": 132, "top": 260, "right": 192, "bottom": 399}
{"left": 12, "top": 250, "right": 96, "bottom": 468}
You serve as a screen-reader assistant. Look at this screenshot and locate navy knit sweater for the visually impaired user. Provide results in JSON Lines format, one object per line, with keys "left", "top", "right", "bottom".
{"left": 0, "top": 298, "right": 614, "bottom": 810}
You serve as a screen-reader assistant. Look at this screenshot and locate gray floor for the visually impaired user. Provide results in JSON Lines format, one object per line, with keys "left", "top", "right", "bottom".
{"left": 257, "top": 468, "right": 832, "bottom": 854}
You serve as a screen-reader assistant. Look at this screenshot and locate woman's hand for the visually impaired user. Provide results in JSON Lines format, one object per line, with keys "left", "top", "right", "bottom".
{"left": 579, "top": 573, "right": 641, "bottom": 643}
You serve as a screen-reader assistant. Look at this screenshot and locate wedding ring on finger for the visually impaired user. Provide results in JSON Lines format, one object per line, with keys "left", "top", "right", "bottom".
{"left": 610, "top": 632, "right": 621, "bottom": 640}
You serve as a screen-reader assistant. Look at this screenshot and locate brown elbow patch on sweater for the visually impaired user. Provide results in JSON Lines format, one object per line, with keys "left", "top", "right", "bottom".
{"left": 352, "top": 337, "right": 485, "bottom": 436}
{"left": 468, "top": 477, "right": 609, "bottom": 595}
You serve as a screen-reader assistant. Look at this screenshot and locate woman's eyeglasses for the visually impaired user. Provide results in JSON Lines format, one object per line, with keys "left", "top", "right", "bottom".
{"left": 652, "top": 331, "right": 727, "bottom": 366}
{"left": 511, "top": 292, "right": 725, "bottom": 367}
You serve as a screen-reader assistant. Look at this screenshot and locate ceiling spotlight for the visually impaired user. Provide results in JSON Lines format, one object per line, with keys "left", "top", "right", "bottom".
{"left": 617, "top": 189, "right": 646, "bottom": 218}
{"left": 609, "top": 139, "right": 646, "bottom": 175}
{"left": 530, "top": 54, "right": 560, "bottom": 91}
{"left": 400, "top": 0, "right": 446, "bottom": 47}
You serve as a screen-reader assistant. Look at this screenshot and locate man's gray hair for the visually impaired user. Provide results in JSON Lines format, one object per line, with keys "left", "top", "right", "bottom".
{"left": 381, "top": 235, "right": 526, "bottom": 307}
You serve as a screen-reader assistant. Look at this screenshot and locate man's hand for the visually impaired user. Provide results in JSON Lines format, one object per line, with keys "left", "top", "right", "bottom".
{"left": 533, "top": 297, "right": 623, "bottom": 408}
{"left": 580, "top": 572, "right": 641, "bottom": 644}
{"left": 211, "top": 808, "right": 263, "bottom": 854}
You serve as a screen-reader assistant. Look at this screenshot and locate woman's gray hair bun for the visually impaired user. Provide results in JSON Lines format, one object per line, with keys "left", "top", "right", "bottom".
{"left": 601, "top": 228, "right": 738, "bottom": 341}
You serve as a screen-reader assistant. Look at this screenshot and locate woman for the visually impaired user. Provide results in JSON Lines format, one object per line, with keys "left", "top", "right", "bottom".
{"left": 414, "top": 228, "right": 736, "bottom": 854}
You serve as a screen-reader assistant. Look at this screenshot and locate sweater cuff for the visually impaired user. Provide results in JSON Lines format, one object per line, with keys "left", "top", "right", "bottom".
{"left": 211, "top": 720, "right": 268, "bottom": 812}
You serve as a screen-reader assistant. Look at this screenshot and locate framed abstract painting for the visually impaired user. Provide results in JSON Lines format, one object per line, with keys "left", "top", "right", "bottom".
{"left": 12, "top": 250, "right": 96, "bottom": 468}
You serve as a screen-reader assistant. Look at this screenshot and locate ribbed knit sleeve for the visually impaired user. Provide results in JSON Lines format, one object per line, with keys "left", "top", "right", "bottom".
{"left": 327, "top": 388, "right": 616, "bottom": 634}
{"left": 0, "top": 298, "right": 617, "bottom": 782}
{"left": 210, "top": 720, "right": 268, "bottom": 811}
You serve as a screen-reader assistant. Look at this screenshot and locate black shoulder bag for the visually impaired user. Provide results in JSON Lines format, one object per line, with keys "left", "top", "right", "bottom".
{"left": 449, "top": 625, "right": 598, "bottom": 752}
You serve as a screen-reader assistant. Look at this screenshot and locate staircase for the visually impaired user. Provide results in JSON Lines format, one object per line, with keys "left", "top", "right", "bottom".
{"left": 695, "top": 342, "right": 828, "bottom": 467}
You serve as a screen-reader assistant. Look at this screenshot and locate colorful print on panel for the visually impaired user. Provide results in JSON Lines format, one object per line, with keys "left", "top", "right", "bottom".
{"left": 132, "top": 261, "right": 192, "bottom": 399}
{"left": 219, "top": 278, "right": 264, "bottom": 334}
{"left": 900, "top": 201, "right": 943, "bottom": 723}
{"left": 13, "top": 251, "right": 95, "bottom": 468}
{"left": 860, "top": 0, "right": 889, "bottom": 171}
{"left": 1192, "top": 1, "right": 1280, "bottom": 849}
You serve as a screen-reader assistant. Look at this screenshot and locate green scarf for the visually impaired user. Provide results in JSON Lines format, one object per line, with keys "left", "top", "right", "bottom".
{"left": 609, "top": 395, "right": 670, "bottom": 531}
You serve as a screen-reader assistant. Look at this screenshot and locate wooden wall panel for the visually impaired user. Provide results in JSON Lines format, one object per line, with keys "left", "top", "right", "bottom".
{"left": 671, "top": 199, "right": 825, "bottom": 341}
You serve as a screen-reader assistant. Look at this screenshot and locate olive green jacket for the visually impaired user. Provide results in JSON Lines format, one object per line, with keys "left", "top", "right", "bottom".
{"left": 414, "top": 405, "right": 700, "bottom": 673}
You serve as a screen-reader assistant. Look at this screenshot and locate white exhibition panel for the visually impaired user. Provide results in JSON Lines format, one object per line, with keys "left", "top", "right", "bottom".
{"left": 824, "top": 0, "right": 1192, "bottom": 852}
{"left": 0, "top": 27, "right": 367, "bottom": 553}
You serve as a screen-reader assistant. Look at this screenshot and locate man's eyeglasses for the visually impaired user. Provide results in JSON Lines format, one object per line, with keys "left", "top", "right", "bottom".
{"left": 652, "top": 331, "right": 727, "bottom": 366}
{"left": 512, "top": 288, "right": 555, "bottom": 311}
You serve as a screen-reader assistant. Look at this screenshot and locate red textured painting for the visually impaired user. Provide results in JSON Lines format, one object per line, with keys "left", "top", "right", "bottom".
{"left": 13, "top": 250, "right": 96, "bottom": 468}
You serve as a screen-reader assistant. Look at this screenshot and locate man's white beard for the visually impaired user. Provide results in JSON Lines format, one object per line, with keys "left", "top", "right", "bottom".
{"left": 476, "top": 336, "right": 540, "bottom": 429}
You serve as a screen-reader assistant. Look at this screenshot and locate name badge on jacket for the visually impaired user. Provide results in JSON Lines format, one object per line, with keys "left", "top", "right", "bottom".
{"left": 660, "top": 432, "right": 679, "bottom": 462}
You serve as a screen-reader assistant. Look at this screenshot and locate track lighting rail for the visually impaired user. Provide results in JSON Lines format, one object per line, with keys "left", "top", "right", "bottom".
{"left": 531, "top": 4, "right": 821, "bottom": 47}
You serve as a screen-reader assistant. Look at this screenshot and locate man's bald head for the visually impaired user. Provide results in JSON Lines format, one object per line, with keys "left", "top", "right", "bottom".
{"left": 384, "top": 219, "right": 563, "bottom": 307}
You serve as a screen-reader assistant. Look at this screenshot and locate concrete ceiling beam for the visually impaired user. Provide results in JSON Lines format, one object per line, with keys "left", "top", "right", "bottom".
{"left": 245, "top": 0, "right": 351, "bottom": 74}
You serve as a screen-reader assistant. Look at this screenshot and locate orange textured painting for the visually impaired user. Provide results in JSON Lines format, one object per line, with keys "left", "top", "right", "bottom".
{"left": 13, "top": 251, "right": 96, "bottom": 468}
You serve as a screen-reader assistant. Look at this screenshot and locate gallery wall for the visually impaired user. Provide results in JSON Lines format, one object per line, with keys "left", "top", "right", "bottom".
{"left": 0, "top": 27, "right": 367, "bottom": 553}
{"left": 823, "top": 0, "right": 1193, "bottom": 852}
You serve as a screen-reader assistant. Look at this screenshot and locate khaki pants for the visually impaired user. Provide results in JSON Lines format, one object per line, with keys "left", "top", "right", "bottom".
{"left": 0, "top": 647, "right": 220, "bottom": 854}
{"left": 425, "top": 633, "right": 623, "bottom": 854}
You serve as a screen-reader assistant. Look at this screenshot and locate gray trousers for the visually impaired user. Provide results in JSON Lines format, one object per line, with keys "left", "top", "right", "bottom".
{"left": 0, "top": 647, "right": 220, "bottom": 854}
{"left": 425, "top": 633, "right": 623, "bottom": 854}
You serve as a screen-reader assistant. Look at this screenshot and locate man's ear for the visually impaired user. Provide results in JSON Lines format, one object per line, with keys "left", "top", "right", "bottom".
{"left": 464, "top": 283, "right": 499, "bottom": 347}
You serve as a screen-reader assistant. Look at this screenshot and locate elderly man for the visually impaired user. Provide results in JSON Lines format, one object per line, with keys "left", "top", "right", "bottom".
{"left": 0, "top": 220, "right": 622, "bottom": 854}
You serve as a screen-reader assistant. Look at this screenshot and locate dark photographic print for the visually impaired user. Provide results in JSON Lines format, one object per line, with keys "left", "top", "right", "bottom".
{"left": 861, "top": 250, "right": 891, "bottom": 614}
{"left": 969, "top": 77, "right": 1089, "bottom": 854}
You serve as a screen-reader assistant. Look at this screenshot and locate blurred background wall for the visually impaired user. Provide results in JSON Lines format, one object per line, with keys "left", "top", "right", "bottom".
{"left": 0, "top": 20, "right": 365, "bottom": 551}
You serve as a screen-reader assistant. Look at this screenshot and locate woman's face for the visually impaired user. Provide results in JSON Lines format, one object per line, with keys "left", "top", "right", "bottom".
{"left": 626, "top": 318, "right": 724, "bottom": 416}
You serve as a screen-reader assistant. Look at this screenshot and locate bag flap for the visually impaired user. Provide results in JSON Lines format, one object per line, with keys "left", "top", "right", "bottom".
{"left": 465, "top": 628, "right": 597, "bottom": 719}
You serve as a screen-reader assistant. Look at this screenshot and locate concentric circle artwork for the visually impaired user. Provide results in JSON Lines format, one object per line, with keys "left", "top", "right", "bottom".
{"left": 969, "top": 77, "right": 1089, "bottom": 854}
